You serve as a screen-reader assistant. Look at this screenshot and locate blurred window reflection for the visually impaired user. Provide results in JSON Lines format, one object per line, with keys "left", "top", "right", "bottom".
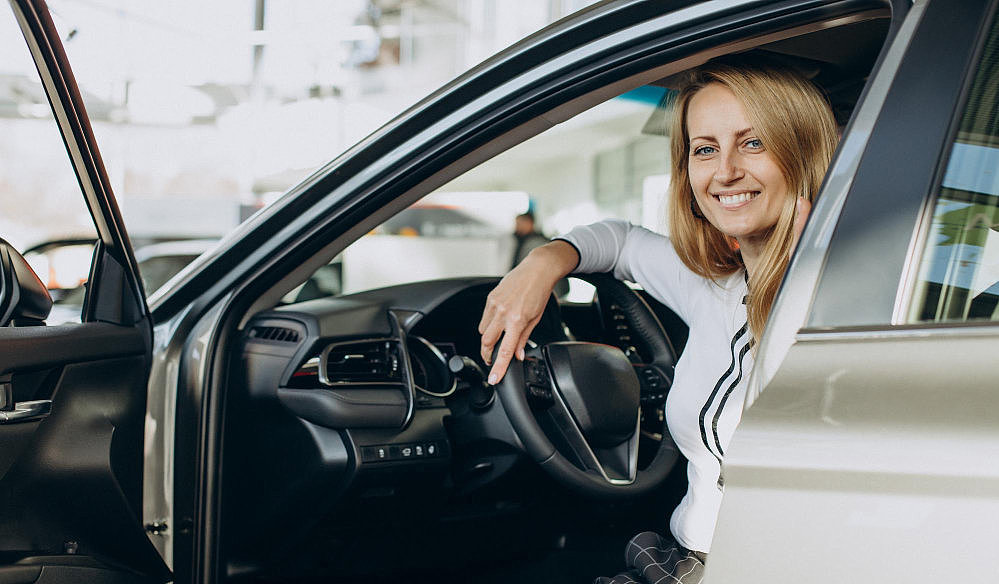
{"left": 288, "top": 86, "right": 668, "bottom": 303}
{"left": 911, "top": 16, "right": 999, "bottom": 322}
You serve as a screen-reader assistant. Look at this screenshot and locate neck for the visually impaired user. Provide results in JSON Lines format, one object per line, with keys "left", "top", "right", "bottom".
{"left": 737, "top": 236, "right": 764, "bottom": 279}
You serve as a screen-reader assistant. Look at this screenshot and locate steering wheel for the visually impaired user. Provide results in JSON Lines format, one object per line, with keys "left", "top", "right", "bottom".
{"left": 494, "top": 273, "right": 680, "bottom": 497}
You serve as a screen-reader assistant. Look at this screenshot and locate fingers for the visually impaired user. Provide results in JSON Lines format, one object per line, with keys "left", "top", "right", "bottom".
{"left": 792, "top": 196, "right": 812, "bottom": 251}
{"left": 479, "top": 317, "right": 504, "bottom": 365}
{"left": 479, "top": 291, "right": 508, "bottom": 364}
{"left": 477, "top": 301, "right": 496, "bottom": 336}
{"left": 478, "top": 256, "right": 560, "bottom": 383}
{"left": 478, "top": 300, "right": 537, "bottom": 383}
{"left": 514, "top": 316, "right": 538, "bottom": 362}
{"left": 486, "top": 329, "right": 522, "bottom": 385}
{"left": 484, "top": 315, "right": 540, "bottom": 384}
{"left": 479, "top": 305, "right": 528, "bottom": 377}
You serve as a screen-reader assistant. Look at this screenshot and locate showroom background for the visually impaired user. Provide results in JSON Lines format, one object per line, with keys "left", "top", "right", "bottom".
{"left": 2, "top": 0, "right": 671, "bottom": 307}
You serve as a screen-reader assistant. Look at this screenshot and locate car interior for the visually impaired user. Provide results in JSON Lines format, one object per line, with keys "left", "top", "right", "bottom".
{"left": 215, "top": 11, "right": 894, "bottom": 584}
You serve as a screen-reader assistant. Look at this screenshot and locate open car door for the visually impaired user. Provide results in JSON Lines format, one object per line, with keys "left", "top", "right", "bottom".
{"left": 0, "top": 0, "right": 170, "bottom": 582}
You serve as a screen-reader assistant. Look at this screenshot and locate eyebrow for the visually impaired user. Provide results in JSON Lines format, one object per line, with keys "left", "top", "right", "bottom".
{"left": 689, "top": 127, "right": 755, "bottom": 143}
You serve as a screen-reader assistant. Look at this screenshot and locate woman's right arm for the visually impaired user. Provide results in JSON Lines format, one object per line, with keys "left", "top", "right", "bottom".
{"left": 479, "top": 219, "right": 693, "bottom": 383}
{"left": 478, "top": 239, "right": 579, "bottom": 384}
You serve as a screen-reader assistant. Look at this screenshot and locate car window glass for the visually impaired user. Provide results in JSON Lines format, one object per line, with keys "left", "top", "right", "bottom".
{"left": 910, "top": 17, "right": 999, "bottom": 323}
{"left": 1, "top": 13, "right": 98, "bottom": 323}
{"left": 283, "top": 87, "right": 669, "bottom": 304}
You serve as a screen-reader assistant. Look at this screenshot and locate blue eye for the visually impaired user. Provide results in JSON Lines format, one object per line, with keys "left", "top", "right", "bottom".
{"left": 745, "top": 138, "right": 763, "bottom": 149}
{"left": 692, "top": 145, "right": 716, "bottom": 156}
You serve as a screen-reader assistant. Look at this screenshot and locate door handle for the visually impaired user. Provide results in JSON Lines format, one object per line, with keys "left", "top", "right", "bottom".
{"left": 0, "top": 400, "right": 52, "bottom": 424}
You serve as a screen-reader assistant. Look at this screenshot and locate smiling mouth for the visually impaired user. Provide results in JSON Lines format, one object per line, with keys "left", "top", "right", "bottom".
{"left": 714, "top": 191, "right": 759, "bottom": 206}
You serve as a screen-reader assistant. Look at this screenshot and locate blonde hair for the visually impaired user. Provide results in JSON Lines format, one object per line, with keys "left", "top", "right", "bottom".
{"left": 665, "top": 56, "right": 839, "bottom": 340}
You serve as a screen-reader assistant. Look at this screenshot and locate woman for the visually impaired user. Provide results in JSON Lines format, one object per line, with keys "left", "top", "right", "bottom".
{"left": 477, "top": 56, "right": 839, "bottom": 583}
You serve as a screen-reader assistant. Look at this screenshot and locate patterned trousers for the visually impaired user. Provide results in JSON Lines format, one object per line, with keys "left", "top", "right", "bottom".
{"left": 593, "top": 531, "right": 706, "bottom": 584}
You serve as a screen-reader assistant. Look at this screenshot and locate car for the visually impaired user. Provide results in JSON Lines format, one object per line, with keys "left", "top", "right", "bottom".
{"left": 20, "top": 238, "right": 222, "bottom": 324}
{"left": 1, "top": 0, "right": 997, "bottom": 583}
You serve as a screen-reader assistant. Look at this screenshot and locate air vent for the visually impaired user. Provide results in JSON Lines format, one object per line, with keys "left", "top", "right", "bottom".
{"left": 250, "top": 326, "right": 301, "bottom": 343}
{"left": 322, "top": 340, "right": 402, "bottom": 384}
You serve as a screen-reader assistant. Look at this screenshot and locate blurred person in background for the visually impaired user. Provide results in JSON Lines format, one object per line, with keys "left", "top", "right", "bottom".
{"left": 510, "top": 211, "right": 549, "bottom": 269}
{"left": 511, "top": 211, "right": 570, "bottom": 298}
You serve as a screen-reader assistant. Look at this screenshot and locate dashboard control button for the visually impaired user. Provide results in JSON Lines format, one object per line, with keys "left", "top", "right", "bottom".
{"left": 361, "top": 445, "right": 390, "bottom": 462}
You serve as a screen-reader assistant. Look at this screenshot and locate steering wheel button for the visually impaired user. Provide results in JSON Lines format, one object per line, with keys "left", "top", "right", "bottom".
{"left": 529, "top": 384, "right": 551, "bottom": 399}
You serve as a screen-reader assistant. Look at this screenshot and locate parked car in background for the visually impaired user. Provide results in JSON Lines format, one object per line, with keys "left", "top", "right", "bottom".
{"left": 23, "top": 238, "right": 220, "bottom": 324}
{"left": 2, "top": 1, "right": 999, "bottom": 584}
{"left": 134, "top": 240, "right": 221, "bottom": 298}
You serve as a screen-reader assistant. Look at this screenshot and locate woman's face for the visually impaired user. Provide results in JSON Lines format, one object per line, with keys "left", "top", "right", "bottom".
{"left": 686, "top": 82, "right": 788, "bottom": 246}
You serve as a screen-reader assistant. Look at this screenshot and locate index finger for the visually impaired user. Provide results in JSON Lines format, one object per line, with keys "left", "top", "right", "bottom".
{"left": 486, "top": 331, "right": 521, "bottom": 385}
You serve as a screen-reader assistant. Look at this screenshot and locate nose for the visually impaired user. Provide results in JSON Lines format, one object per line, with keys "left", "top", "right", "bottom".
{"left": 714, "top": 150, "right": 744, "bottom": 184}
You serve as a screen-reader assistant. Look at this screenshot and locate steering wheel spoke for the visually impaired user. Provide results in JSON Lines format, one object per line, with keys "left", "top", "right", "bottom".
{"left": 537, "top": 341, "right": 643, "bottom": 483}
{"left": 544, "top": 389, "right": 640, "bottom": 484}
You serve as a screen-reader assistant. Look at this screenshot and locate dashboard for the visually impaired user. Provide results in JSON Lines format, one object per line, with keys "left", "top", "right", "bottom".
{"left": 222, "top": 276, "right": 684, "bottom": 574}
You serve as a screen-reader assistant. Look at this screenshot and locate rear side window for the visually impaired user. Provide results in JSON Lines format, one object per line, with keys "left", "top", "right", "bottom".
{"left": 910, "top": 16, "right": 999, "bottom": 322}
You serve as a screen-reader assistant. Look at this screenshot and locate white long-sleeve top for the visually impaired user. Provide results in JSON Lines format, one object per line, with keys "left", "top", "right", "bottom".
{"left": 558, "top": 219, "right": 752, "bottom": 553}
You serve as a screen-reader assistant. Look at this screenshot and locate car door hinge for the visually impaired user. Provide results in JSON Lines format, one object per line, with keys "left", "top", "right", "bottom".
{"left": 144, "top": 520, "right": 169, "bottom": 535}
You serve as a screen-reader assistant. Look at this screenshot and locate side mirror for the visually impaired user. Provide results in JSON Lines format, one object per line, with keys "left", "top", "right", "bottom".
{"left": 0, "top": 239, "right": 53, "bottom": 326}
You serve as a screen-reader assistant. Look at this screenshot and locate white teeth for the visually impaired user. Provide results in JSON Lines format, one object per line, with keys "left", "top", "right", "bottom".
{"left": 717, "top": 192, "right": 758, "bottom": 205}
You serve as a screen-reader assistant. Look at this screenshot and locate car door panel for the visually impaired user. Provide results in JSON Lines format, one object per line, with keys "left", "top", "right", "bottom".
{"left": 0, "top": 324, "right": 144, "bottom": 371}
{"left": 712, "top": 330, "right": 999, "bottom": 582}
{"left": 0, "top": 326, "right": 169, "bottom": 581}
